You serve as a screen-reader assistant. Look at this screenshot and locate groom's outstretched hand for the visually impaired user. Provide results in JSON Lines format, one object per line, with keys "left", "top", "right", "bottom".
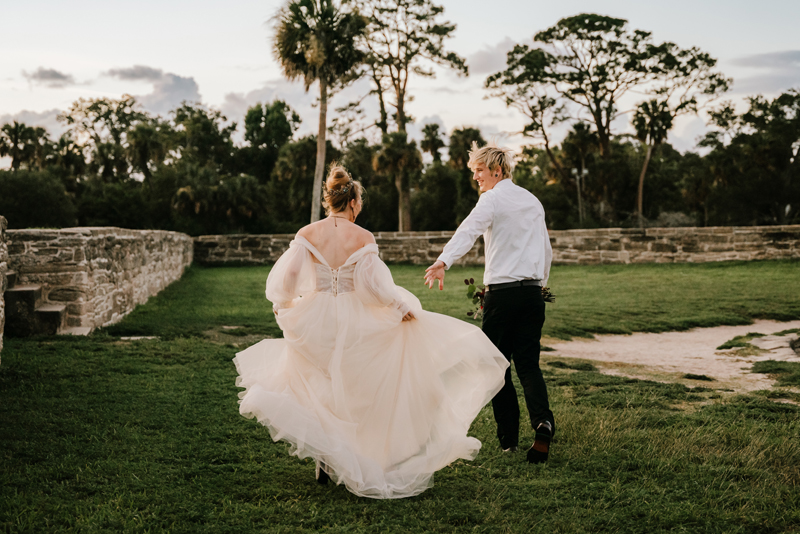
{"left": 424, "top": 260, "right": 446, "bottom": 290}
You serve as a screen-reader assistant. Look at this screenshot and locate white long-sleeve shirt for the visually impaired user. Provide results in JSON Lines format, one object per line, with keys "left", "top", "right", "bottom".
{"left": 437, "top": 178, "right": 552, "bottom": 286}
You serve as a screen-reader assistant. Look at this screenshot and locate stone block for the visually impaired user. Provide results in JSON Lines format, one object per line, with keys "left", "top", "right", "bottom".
{"left": 48, "top": 288, "right": 85, "bottom": 302}
{"left": 652, "top": 243, "right": 678, "bottom": 253}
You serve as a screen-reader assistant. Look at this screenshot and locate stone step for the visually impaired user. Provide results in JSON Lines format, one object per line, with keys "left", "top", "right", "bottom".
{"left": 59, "top": 326, "right": 92, "bottom": 336}
{"left": 35, "top": 304, "right": 67, "bottom": 335}
{"left": 5, "top": 285, "right": 43, "bottom": 312}
{"left": 5, "top": 269, "right": 16, "bottom": 288}
{"left": 4, "top": 284, "right": 44, "bottom": 337}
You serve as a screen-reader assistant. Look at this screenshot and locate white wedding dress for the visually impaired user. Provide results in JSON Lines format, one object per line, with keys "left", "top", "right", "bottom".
{"left": 233, "top": 236, "right": 509, "bottom": 499}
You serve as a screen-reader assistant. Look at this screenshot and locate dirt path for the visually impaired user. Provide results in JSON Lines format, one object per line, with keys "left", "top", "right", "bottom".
{"left": 544, "top": 320, "right": 800, "bottom": 392}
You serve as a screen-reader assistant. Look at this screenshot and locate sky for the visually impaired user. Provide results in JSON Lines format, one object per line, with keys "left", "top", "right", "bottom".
{"left": 2, "top": 0, "right": 799, "bottom": 169}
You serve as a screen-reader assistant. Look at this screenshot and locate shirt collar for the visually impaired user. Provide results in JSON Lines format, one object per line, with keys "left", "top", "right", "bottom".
{"left": 490, "top": 178, "right": 514, "bottom": 192}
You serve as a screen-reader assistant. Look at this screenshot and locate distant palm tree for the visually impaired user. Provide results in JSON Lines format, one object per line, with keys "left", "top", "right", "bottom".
{"left": 273, "top": 0, "right": 366, "bottom": 223}
{"left": 374, "top": 132, "right": 422, "bottom": 229}
{"left": 0, "top": 121, "right": 36, "bottom": 171}
{"left": 420, "top": 123, "right": 445, "bottom": 163}
{"left": 633, "top": 99, "right": 673, "bottom": 228}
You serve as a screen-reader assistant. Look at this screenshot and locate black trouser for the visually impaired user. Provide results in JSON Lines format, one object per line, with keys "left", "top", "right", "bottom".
{"left": 482, "top": 285, "right": 554, "bottom": 449}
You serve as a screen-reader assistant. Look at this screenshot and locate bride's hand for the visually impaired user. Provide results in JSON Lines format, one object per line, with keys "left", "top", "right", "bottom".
{"left": 402, "top": 311, "right": 415, "bottom": 321}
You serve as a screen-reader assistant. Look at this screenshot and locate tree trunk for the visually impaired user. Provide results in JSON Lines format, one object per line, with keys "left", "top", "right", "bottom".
{"left": 310, "top": 78, "right": 328, "bottom": 223}
{"left": 396, "top": 87, "right": 406, "bottom": 134}
{"left": 395, "top": 86, "right": 410, "bottom": 230}
{"left": 577, "top": 156, "right": 585, "bottom": 226}
{"left": 637, "top": 144, "right": 654, "bottom": 228}
{"left": 372, "top": 68, "right": 388, "bottom": 135}
{"left": 396, "top": 172, "right": 411, "bottom": 231}
{"left": 594, "top": 121, "right": 612, "bottom": 222}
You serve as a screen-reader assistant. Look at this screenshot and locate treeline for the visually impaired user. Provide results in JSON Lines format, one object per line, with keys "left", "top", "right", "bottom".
{"left": 1, "top": 88, "right": 798, "bottom": 234}
{"left": 0, "top": 95, "right": 484, "bottom": 234}
{"left": 516, "top": 88, "right": 800, "bottom": 229}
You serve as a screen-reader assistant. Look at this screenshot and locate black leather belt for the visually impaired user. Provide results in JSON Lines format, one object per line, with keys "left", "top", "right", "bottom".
{"left": 486, "top": 279, "right": 541, "bottom": 291}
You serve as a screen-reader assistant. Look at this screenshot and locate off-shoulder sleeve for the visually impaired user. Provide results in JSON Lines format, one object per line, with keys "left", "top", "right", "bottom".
{"left": 353, "top": 252, "right": 411, "bottom": 316}
{"left": 265, "top": 240, "right": 316, "bottom": 311}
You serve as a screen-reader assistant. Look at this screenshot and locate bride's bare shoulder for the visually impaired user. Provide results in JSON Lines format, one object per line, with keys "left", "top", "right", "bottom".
{"left": 296, "top": 222, "right": 322, "bottom": 240}
{"left": 360, "top": 227, "right": 377, "bottom": 246}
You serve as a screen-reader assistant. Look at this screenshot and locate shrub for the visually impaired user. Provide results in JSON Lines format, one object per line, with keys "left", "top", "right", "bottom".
{"left": 0, "top": 169, "right": 77, "bottom": 228}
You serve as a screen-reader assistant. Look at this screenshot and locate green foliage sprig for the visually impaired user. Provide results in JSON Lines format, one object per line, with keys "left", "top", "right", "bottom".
{"left": 464, "top": 278, "right": 555, "bottom": 320}
{"left": 464, "top": 278, "right": 485, "bottom": 319}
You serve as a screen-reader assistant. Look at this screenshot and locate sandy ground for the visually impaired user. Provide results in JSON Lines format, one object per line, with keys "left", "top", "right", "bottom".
{"left": 544, "top": 320, "right": 800, "bottom": 393}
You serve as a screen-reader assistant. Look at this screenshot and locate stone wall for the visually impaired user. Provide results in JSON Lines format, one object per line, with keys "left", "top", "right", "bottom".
{"left": 7, "top": 227, "right": 193, "bottom": 332}
{"left": 0, "top": 216, "right": 7, "bottom": 357}
{"left": 194, "top": 225, "right": 800, "bottom": 267}
{"left": 194, "top": 231, "right": 484, "bottom": 266}
{"left": 550, "top": 225, "right": 800, "bottom": 264}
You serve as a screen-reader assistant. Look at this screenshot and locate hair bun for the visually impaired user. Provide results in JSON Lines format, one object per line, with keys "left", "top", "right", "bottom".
{"left": 323, "top": 163, "right": 363, "bottom": 215}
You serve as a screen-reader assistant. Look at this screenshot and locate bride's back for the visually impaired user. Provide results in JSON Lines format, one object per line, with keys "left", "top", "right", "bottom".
{"left": 297, "top": 219, "right": 373, "bottom": 269}
{"left": 299, "top": 165, "right": 373, "bottom": 269}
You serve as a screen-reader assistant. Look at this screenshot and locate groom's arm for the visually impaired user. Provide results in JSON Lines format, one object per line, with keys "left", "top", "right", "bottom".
{"left": 437, "top": 192, "right": 495, "bottom": 269}
{"left": 424, "top": 193, "right": 494, "bottom": 290}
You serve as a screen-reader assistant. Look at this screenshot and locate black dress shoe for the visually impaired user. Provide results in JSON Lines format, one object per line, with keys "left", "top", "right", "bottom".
{"left": 315, "top": 464, "right": 330, "bottom": 485}
{"left": 527, "top": 421, "right": 552, "bottom": 464}
{"left": 502, "top": 446, "right": 518, "bottom": 453}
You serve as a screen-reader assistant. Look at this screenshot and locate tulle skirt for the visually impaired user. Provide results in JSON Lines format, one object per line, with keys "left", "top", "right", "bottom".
{"left": 233, "top": 288, "right": 508, "bottom": 499}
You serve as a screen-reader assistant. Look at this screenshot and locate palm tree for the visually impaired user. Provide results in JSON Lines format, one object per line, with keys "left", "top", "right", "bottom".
{"left": 273, "top": 0, "right": 366, "bottom": 223}
{"left": 374, "top": 132, "right": 422, "bottom": 230}
{"left": 128, "top": 118, "right": 174, "bottom": 184}
{"left": 0, "top": 121, "right": 36, "bottom": 171}
{"left": 562, "top": 123, "right": 599, "bottom": 226}
{"left": 633, "top": 99, "right": 673, "bottom": 228}
{"left": 420, "top": 123, "right": 445, "bottom": 163}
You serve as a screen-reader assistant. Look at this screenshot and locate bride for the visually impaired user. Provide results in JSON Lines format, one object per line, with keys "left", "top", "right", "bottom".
{"left": 233, "top": 165, "right": 509, "bottom": 499}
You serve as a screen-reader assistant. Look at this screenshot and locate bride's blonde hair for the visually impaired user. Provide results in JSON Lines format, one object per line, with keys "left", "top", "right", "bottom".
{"left": 323, "top": 164, "right": 363, "bottom": 215}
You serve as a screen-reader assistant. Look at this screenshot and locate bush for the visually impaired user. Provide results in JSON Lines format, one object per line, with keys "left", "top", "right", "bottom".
{"left": 77, "top": 180, "right": 150, "bottom": 229}
{"left": 411, "top": 163, "right": 458, "bottom": 231}
{"left": 0, "top": 170, "right": 77, "bottom": 228}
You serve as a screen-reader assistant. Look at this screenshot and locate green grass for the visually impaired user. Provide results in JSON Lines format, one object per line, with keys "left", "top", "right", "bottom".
{"left": 717, "top": 333, "right": 767, "bottom": 350}
{"left": 2, "top": 260, "right": 800, "bottom": 533}
{"left": 752, "top": 360, "right": 800, "bottom": 387}
{"left": 107, "top": 260, "right": 800, "bottom": 341}
{"left": 104, "top": 265, "right": 280, "bottom": 340}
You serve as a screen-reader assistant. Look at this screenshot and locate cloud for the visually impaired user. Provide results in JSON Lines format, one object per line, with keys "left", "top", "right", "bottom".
{"left": 106, "top": 65, "right": 201, "bottom": 115}
{"left": 426, "top": 86, "right": 465, "bottom": 95}
{"left": 22, "top": 67, "right": 75, "bottom": 88}
{"left": 0, "top": 108, "right": 66, "bottom": 138}
{"left": 729, "top": 50, "right": 800, "bottom": 94}
{"left": 467, "top": 38, "right": 517, "bottom": 76}
{"left": 107, "top": 65, "right": 164, "bottom": 81}
{"left": 732, "top": 50, "right": 800, "bottom": 69}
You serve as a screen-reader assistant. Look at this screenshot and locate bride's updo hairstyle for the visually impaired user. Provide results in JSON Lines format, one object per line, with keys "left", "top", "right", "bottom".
{"left": 323, "top": 164, "right": 363, "bottom": 215}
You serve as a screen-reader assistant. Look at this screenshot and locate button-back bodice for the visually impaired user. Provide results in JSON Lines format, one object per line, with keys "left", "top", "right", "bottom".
{"left": 314, "top": 263, "right": 356, "bottom": 296}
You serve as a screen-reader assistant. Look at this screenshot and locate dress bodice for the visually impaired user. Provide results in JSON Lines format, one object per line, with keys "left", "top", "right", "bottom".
{"left": 314, "top": 263, "right": 356, "bottom": 296}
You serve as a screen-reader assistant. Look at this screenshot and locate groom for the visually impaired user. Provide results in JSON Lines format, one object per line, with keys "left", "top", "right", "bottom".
{"left": 424, "top": 142, "right": 554, "bottom": 463}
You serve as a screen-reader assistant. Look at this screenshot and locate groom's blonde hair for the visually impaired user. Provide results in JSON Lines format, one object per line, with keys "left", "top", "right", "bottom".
{"left": 467, "top": 141, "right": 515, "bottom": 178}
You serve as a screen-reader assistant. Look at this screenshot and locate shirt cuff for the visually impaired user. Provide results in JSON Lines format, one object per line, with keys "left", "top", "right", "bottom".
{"left": 436, "top": 254, "right": 451, "bottom": 270}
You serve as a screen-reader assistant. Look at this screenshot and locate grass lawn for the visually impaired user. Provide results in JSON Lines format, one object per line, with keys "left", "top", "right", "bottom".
{"left": 2, "top": 260, "right": 799, "bottom": 533}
